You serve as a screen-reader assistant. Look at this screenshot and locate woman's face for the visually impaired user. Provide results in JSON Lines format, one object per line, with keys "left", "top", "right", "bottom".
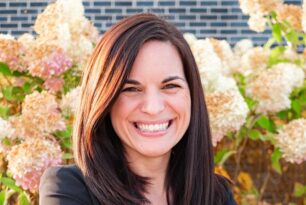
{"left": 110, "top": 40, "right": 191, "bottom": 160}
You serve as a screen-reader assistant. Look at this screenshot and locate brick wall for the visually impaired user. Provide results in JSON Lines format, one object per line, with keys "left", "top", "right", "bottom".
{"left": 0, "top": 0, "right": 302, "bottom": 46}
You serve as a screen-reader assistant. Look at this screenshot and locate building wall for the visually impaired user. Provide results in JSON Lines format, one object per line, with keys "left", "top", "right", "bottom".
{"left": 0, "top": 0, "right": 302, "bottom": 46}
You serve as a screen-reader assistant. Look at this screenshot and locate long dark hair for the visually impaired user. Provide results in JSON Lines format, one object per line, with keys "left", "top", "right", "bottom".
{"left": 73, "top": 13, "right": 229, "bottom": 205}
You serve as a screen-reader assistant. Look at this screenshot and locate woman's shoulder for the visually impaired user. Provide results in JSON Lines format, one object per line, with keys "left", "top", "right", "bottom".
{"left": 39, "top": 164, "right": 99, "bottom": 205}
{"left": 215, "top": 174, "right": 237, "bottom": 205}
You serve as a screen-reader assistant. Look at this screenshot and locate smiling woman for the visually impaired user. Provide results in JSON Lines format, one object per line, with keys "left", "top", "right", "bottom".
{"left": 39, "top": 13, "right": 237, "bottom": 205}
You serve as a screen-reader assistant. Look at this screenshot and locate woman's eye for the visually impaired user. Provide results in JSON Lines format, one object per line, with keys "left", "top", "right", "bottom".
{"left": 163, "top": 84, "right": 181, "bottom": 89}
{"left": 122, "top": 87, "right": 140, "bottom": 92}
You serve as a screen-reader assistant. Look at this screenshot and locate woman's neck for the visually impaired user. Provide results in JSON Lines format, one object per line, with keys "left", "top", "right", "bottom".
{"left": 125, "top": 151, "right": 171, "bottom": 204}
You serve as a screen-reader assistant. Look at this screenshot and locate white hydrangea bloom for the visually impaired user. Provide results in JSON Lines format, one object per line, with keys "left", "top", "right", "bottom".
{"left": 0, "top": 118, "right": 15, "bottom": 139}
{"left": 234, "top": 39, "right": 254, "bottom": 57}
{"left": 246, "top": 63, "right": 305, "bottom": 114}
{"left": 240, "top": 47, "right": 270, "bottom": 76}
{"left": 239, "top": 0, "right": 283, "bottom": 15}
{"left": 191, "top": 39, "right": 223, "bottom": 92}
{"left": 61, "top": 86, "right": 81, "bottom": 116}
{"left": 248, "top": 13, "right": 267, "bottom": 33}
{"left": 206, "top": 89, "right": 249, "bottom": 146}
{"left": 6, "top": 137, "right": 62, "bottom": 192}
{"left": 183, "top": 33, "right": 197, "bottom": 50}
{"left": 0, "top": 34, "right": 15, "bottom": 40}
{"left": 213, "top": 75, "right": 239, "bottom": 93}
{"left": 207, "top": 38, "right": 239, "bottom": 75}
{"left": 275, "top": 119, "right": 306, "bottom": 164}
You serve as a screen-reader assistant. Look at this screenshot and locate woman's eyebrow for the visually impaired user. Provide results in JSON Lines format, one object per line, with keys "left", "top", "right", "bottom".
{"left": 162, "top": 76, "right": 186, "bottom": 83}
{"left": 125, "top": 79, "right": 140, "bottom": 85}
{"left": 125, "top": 76, "right": 186, "bottom": 85}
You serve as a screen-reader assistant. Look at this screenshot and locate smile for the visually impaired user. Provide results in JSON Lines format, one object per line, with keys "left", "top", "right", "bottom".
{"left": 134, "top": 120, "right": 172, "bottom": 133}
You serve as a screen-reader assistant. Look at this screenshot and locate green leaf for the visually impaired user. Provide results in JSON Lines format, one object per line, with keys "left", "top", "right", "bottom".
{"left": 0, "top": 106, "right": 10, "bottom": 119}
{"left": 214, "top": 149, "right": 236, "bottom": 166}
{"left": 276, "top": 110, "right": 288, "bottom": 121}
{"left": 249, "top": 130, "right": 261, "bottom": 140}
{"left": 62, "top": 152, "right": 73, "bottom": 160}
{"left": 291, "top": 100, "right": 301, "bottom": 116}
{"left": 244, "top": 97, "right": 257, "bottom": 110}
{"left": 256, "top": 115, "right": 270, "bottom": 130}
{"left": 0, "top": 62, "right": 12, "bottom": 76}
{"left": 270, "top": 11, "right": 277, "bottom": 20}
{"left": 269, "top": 46, "right": 286, "bottom": 66}
{"left": 264, "top": 37, "right": 276, "bottom": 49}
{"left": 22, "top": 82, "right": 31, "bottom": 93}
{"left": 2, "top": 87, "right": 13, "bottom": 101}
{"left": 0, "top": 176, "right": 22, "bottom": 192}
{"left": 270, "top": 46, "right": 285, "bottom": 59}
{"left": 271, "top": 148, "right": 282, "bottom": 174}
{"left": 0, "top": 191, "right": 5, "bottom": 205}
{"left": 63, "top": 141, "right": 72, "bottom": 149}
{"left": 18, "top": 192, "right": 30, "bottom": 205}
{"left": 285, "top": 31, "right": 299, "bottom": 44}
{"left": 272, "top": 23, "right": 282, "bottom": 43}
{"left": 54, "top": 125, "right": 72, "bottom": 139}
{"left": 12, "top": 87, "right": 25, "bottom": 102}
{"left": 293, "top": 182, "right": 306, "bottom": 197}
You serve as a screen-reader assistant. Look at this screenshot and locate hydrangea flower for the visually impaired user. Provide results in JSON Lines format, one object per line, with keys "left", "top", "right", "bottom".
{"left": 240, "top": 47, "right": 270, "bottom": 76}
{"left": 10, "top": 91, "right": 66, "bottom": 139}
{"left": 275, "top": 119, "right": 306, "bottom": 164}
{"left": 61, "top": 86, "right": 81, "bottom": 116}
{"left": 233, "top": 39, "right": 254, "bottom": 57}
{"left": 6, "top": 137, "right": 62, "bottom": 192}
{"left": 277, "top": 4, "right": 302, "bottom": 31}
{"left": 239, "top": 0, "right": 283, "bottom": 15}
{"left": 26, "top": 44, "right": 72, "bottom": 79}
{"left": 248, "top": 13, "right": 267, "bottom": 32}
{"left": 0, "top": 34, "right": 26, "bottom": 71}
{"left": 206, "top": 89, "right": 249, "bottom": 146}
{"left": 0, "top": 117, "right": 14, "bottom": 140}
{"left": 246, "top": 63, "right": 305, "bottom": 114}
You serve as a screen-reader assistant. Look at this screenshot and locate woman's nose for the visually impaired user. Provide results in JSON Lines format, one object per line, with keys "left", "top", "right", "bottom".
{"left": 140, "top": 90, "right": 165, "bottom": 115}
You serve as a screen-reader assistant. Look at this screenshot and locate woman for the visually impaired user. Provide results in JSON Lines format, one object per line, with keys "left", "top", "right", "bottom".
{"left": 39, "top": 13, "right": 237, "bottom": 205}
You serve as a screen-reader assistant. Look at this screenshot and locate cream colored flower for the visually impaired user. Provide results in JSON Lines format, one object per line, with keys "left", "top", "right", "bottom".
{"left": 10, "top": 91, "right": 66, "bottom": 139}
{"left": 206, "top": 89, "right": 249, "bottom": 146}
{"left": 234, "top": 39, "right": 254, "bottom": 57}
{"left": 239, "top": 0, "right": 283, "bottom": 15}
{"left": 183, "top": 33, "right": 198, "bottom": 50}
{"left": 275, "top": 119, "right": 306, "bottom": 164}
{"left": 0, "top": 118, "right": 14, "bottom": 139}
{"left": 277, "top": 4, "right": 302, "bottom": 31}
{"left": 0, "top": 34, "right": 26, "bottom": 71}
{"left": 33, "top": 0, "right": 98, "bottom": 66}
{"left": 240, "top": 47, "right": 270, "bottom": 76}
{"left": 6, "top": 137, "right": 62, "bottom": 192}
{"left": 17, "top": 33, "right": 35, "bottom": 50}
{"left": 214, "top": 75, "right": 239, "bottom": 93}
{"left": 246, "top": 63, "right": 305, "bottom": 114}
{"left": 248, "top": 13, "right": 267, "bottom": 32}
{"left": 191, "top": 39, "right": 223, "bottom": 92}
{"left": 207, "top": 38, "right": 239, "bottom": 75}
{"left": 61, "top": 86, "right": 81, "bottom": 116}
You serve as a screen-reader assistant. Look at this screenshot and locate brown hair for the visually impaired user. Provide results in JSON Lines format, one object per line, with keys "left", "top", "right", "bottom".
{"left": 73, "top": 13, "right": 229, "bottom": 205}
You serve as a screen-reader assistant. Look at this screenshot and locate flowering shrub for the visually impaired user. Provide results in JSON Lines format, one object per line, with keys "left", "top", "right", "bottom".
{"left": 0, "top": 0, "right": 305, "bottom": 204}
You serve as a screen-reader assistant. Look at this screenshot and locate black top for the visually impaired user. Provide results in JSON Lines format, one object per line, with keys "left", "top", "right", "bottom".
{"left": 39, "top": 165, "right": 237, "bottom": 205}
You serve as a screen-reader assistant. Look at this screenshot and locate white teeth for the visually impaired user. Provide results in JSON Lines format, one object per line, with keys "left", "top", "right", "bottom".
{"left": 136, "top": 122, "right": 169, "bottom": 132}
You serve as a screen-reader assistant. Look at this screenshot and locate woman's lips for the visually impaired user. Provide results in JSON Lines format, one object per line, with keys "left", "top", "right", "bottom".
{"left": 133, "top": 120, "right": 173, "bottom": 136}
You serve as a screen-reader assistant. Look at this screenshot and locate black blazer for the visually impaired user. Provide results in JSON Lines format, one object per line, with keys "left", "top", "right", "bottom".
{"left": 39, "top": 165, "right": 237, "bottom": 205}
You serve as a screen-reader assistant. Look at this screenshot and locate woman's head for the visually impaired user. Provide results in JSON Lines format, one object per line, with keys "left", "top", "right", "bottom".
{"left": 110, "top": 40, "right": 191, "bottom": 160}
{"left": 73, "top": 13, "right": 220, "bottom": 205}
